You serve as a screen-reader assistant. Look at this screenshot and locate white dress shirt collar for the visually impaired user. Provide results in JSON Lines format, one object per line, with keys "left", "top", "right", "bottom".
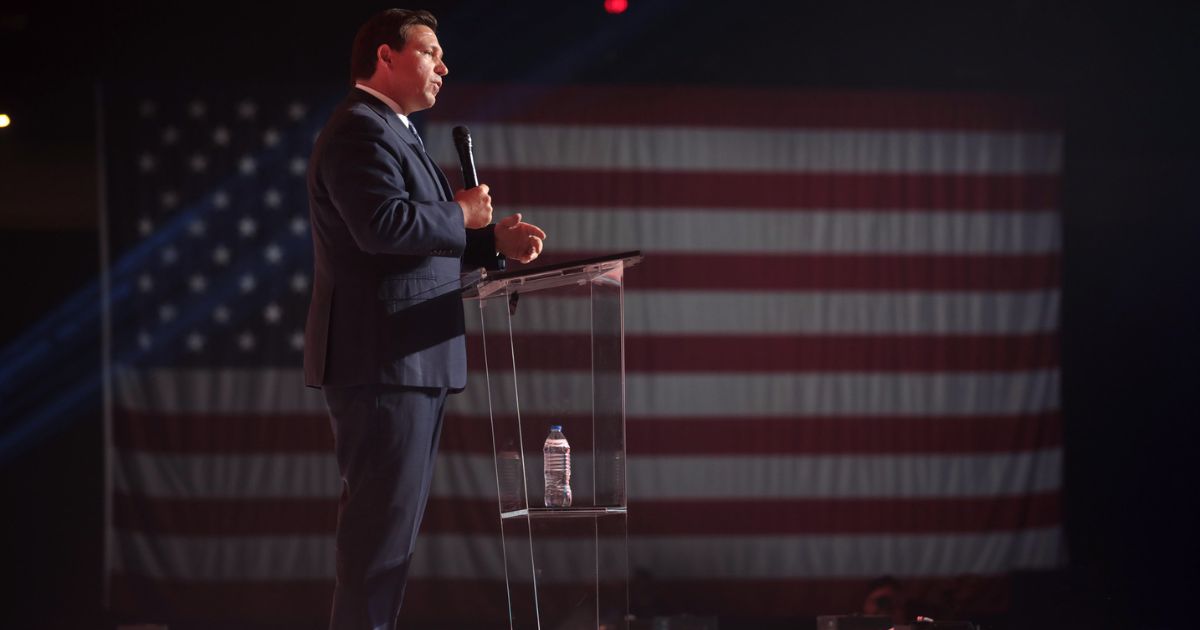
{"left": 354, "top": 83, "right": 413, "bottom": 129}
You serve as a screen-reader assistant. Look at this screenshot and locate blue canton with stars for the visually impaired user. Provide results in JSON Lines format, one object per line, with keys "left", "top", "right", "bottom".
{"left": 104, "top": 84, "right": 341, "bottom": 367}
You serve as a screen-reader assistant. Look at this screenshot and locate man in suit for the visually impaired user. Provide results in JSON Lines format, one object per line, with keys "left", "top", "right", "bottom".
{"left": 303, "top": 9, "right": 546, "bottom": 629}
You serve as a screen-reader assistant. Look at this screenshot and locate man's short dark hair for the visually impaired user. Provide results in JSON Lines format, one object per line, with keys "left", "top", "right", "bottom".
{"left": 349, "top": 8, "right": 438, "bottom": 84}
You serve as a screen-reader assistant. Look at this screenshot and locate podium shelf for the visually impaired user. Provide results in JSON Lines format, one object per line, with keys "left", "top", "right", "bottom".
{"left": 500, "top": 507, "right": 628, "bottom": 521}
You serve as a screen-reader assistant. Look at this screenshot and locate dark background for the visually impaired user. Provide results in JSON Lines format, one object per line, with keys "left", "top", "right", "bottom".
{"left": 2, "top": 1, "right": 1198, "bottom": 628}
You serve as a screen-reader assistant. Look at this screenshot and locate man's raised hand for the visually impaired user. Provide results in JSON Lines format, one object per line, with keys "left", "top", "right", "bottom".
{"left": 494, "top": 213, "right": 546, "bottom": 264}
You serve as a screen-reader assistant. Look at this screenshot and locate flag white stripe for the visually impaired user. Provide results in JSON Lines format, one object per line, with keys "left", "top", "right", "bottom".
{"left": 459, "top": 370, "right": 1061, "bottom": 417}
{"left": 111, "top": 528, "right": 1063, "bottom": 581}
{"left": 114, "top": 368, "right": 1059, "bottom": 416}
{"left": 469, "top": 291, "right": 1061, "bottom": 335}
{"left": 491, "top": 207, "right": 1061, "bottom": 255}
{"left": 113, "top": 449, "right": 1061, "bottom": 500}
{"left": 113, "top": 366, "right": 328, "bottom": 415}
{"left": 426, "top": 124, "right": 1064, "bottom": 175}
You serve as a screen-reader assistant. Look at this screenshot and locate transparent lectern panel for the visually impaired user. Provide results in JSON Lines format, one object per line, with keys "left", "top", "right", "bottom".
{"left": 526, "top": 513, "right": 630, "bottom": 630}
{"left": 467, "top": 254, "right": 638, "bottom": 630}
{"left": 591, "top": 267, "right": 627, "bottom": 508}
{"left": 473, "top": 262, "right": 631, "bottom": 512}
{"left": 477, "top": 295, "right": 531, "bottom": 515}
{"left": 503, "top": 280, "right": 599, "bottom": 509}
{"left": 497, "top": 515, "right": 540, "bottom": 629}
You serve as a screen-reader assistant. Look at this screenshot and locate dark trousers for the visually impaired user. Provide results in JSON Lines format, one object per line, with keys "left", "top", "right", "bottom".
{"left": 323, "top": 383, "right": 449, "bottom": 630}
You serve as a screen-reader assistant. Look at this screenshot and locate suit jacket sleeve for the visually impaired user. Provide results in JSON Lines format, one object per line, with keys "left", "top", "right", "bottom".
{"left": 463, "top": 226, "right": 505, "bottom": 271}
{"left": 316, "top": 110, "right": 466, "bottom": 258}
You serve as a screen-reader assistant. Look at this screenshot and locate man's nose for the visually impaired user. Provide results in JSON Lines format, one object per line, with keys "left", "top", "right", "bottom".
{"left": 437, "top": 61, "right": 448, "bottom": 76}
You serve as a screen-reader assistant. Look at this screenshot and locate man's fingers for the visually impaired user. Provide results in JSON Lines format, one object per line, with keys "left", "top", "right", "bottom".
{"left": 519, "top": 223, "right": 547, "bottom": 239}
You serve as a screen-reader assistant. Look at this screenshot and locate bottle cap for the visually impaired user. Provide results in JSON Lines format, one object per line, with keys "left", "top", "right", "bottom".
{"left": 550, "top": 424, "right": 562, "bottom": 432}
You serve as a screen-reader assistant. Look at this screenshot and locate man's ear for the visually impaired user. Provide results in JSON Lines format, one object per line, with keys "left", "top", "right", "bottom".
{"left": 376, "top": 44, "right": 392, "bottom": 67}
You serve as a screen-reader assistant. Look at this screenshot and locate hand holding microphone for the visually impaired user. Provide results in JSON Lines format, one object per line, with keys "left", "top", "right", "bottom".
{"left": 454, "top": 184, "right": 492, "bottom": 228}
{"left": 451, "top": 125, "right": 547, "bottom": 262}
{"left": 453, "top": 125, "right": 492, "bottom": 228}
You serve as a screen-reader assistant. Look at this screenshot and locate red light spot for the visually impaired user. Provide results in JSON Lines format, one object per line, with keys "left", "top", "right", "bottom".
{"left": 605, "top": 0, "right": 628, "bottom": 14}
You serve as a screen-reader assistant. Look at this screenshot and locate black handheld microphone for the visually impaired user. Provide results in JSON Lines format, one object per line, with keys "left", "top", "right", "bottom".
{"left": 452, "top": 125, "right": 479, "bottom": 189}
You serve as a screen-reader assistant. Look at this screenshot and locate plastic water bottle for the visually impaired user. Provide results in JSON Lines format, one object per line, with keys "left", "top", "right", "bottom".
{"left": 543, "top": 425, "right": 572, "bottom": 507}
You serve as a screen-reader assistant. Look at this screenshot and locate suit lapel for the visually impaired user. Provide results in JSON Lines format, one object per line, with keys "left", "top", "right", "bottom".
{"left": 424, "top": 148, "right": 455, "bottom": 201}
{"left": 351, "top": 90, "right": 454, "bottom": 202}
{"left": 403, "top": 125, "right": 454, "bottom": 202}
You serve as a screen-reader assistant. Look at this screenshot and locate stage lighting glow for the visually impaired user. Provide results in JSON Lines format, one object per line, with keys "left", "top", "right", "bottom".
{"left": 604, "top": 0, "right": 628, "bottom": 14}
{"left": 0, "top": 113, "right": 10, "bottom": 128}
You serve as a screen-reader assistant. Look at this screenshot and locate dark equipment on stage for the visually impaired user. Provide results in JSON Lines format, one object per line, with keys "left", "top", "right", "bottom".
{"left": 894, "top": 623, "right": 977, "bottom": 630}
{"left": 628, "top": 614, "right": 719, "bottom": 629}
{"left": 817, "top": 615, "right": 978, "bottom": 630}
{"left": 816, "top": 615, "right": 892, "bottom": 630}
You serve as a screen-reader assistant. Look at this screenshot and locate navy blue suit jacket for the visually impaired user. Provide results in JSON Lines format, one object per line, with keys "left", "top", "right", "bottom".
{"left": 304, "top": 89, "right": 503, "bottom": 389}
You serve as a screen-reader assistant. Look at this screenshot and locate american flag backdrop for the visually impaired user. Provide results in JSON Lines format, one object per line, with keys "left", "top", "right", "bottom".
{"left": 103, "top": 83, "right": 1063, "bottom": 626}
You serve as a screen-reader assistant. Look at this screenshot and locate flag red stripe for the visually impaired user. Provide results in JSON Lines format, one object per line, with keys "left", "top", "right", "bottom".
{"left": 431, "top": 84, "right": 1060, "bottom": 131}
{"left": 107, "top": 574, "right": 1014, "bottom": 623}
{"left": 112, "top": 493, "right": 1060, "bottom": 537}
{"left": 619, "top": 413, "right": 1063, "bottom": 455}
{"left": 630, "top": 495, "right": 1061, "bottom": 535}
{"left": 530, "top": 252, "right": 1062, "bottom": 291}
{"left": 484, "top": 169, "right": 1059, "bottom": 210}
{"left": 112, "top": 407, "right": 335, "bottom": 453}
{"left": 112, "top": 409, "right": 1061, "bottom": 455}
{"left": 467, "top": 333, "right": 1061, "bottom": 372}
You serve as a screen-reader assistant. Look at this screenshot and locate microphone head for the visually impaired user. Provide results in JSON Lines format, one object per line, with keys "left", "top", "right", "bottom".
{"left": 452, "top": 125, "right": 472, "bottom": 149}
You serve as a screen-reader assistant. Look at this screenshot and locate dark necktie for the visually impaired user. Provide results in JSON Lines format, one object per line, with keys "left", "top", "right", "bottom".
{"left": 405, "top": 120, "right": 451, "bottom": 201}
{"left": 406, "top": 121, "right": 426, "bottom": 151}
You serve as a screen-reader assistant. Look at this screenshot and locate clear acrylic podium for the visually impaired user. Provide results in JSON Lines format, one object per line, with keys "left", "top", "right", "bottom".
{"left": 462, "top": 251, "right": 642, "bottom": 630}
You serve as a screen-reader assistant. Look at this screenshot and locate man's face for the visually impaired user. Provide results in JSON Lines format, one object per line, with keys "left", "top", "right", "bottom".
{"left": 382, "top": 25, "right": 447, "bottom": 114}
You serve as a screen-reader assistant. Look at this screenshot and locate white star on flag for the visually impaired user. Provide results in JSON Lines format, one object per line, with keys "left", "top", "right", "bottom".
{"left": 188, "top": 274, "right": 207, "bottom": 293}
{"left": 263, "top": 302, "right": 282, "bottom": 324}
{"left": 212, "top": 245, "right": 231, "bottom": 266}
{"left": 185, "top": 331, "right": 205, "bottom": 352}
{"left": 263, "top": 243, "right": 283, "bottom": 265}
{"left": 290, "top": 272, "right": 309, "bottom": 293}
{"left": 237, "top": 100, "right": 257, "bottom": 120}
